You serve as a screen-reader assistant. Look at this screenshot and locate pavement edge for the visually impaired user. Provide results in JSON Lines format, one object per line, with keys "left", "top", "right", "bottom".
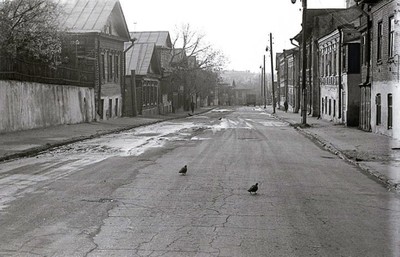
{"left": 0, "top": 108, "right": 215, "bottom": 163}
{"left": 271, "top": 113, "right": 398, "bottom": 192}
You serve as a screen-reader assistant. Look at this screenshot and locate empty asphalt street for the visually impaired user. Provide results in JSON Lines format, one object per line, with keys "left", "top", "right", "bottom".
{"left": 0, "top": 107, "right": 399, "bottom": 257}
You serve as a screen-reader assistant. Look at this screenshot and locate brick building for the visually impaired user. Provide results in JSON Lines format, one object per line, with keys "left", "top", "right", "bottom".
{"left": 369, "top": 0, "right": 399, "bottom": 138}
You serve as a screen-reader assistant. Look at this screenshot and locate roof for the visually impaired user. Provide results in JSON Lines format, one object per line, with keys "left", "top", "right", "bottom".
{"left": 292, "top": 7, "right": 360, "bottom": 42}
{"left": 58, "top": 0, "right": 130, "bottom": 40}
{"left": 130, "top": 31, "right": 172, "bottom": 48}
{"left": 125, "top": 43, "right": 160, "bottom": 76}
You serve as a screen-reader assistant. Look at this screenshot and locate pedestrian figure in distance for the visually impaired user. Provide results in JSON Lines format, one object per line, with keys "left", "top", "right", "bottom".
{"left": 190, "top": 101, "right": 195, "bottom": 114}
{"left": 284, "top": 101, "right": 288, "bottom": 112}
{"left": 179, "top": 165, "right": 187, "bottom": 175}
{"left": 248, "top": 183, "right": 258, "bottom": 194}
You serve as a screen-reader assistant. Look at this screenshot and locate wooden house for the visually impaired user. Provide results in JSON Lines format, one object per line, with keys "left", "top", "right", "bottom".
{"left": 58, "top": 0, "right": 130, "bottom": 120}
{"left": 130, "top": 31, "right": 174, "bottom": 114}
{"left": 124, "top": 43, "right": 162, "bottom": 116}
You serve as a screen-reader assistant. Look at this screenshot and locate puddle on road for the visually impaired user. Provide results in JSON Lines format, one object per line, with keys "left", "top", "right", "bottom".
{"left": 0, "top": 110, "right": 289, "bottom": 213}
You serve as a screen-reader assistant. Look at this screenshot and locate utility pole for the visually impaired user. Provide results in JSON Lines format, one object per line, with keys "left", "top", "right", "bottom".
{"left": 260, "top": 66, "right": 263, "bottom": 106}
{"left": 263, "top": 55, "right": 266, "bottom": 108}
{"left": 291, "top": 0, "right": 307, "bottom": 125}
{"left": 300, "top": 0, "right": 308, "bottom": 125}
{"left": 269, "top": 33, "right": 276, "bottom": 114}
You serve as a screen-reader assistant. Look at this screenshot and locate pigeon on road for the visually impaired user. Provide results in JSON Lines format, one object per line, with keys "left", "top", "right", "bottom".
{"left": 179, "top": 165, "right": 187, "bottom": 175}
{"left": 248, "top": 183, "right": 258, "bottom": 194}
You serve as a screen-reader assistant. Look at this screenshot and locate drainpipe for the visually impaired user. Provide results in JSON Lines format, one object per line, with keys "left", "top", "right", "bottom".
{"left": 356, "top": 2, "right": 371, "bottom": 85}
{"left": 97, "top": 36, "right": 102, "bottom": 120}
{"left": 338, "top": 27, "right": 343, "bottom": 122}
{"left": 355, "top": 2, "right": 371, "bottom": 130}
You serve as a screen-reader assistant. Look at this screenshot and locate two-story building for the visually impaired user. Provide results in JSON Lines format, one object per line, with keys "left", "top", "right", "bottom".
{"left": 59, "top": 0, "right": 130, "bottom": 120}
{"left": 369, "top": 0, "right": 398, "bottom": 138}
{"left": 318, "top": 25, "right": 361, "bottom": 125}
{"left": 350, "top": 0, "right": 399, "bottom": 138}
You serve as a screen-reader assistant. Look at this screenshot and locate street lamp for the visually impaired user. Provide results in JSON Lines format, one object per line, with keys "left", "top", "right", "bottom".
{"left": 291, "top": 0, "right": 307, "bottom": 125}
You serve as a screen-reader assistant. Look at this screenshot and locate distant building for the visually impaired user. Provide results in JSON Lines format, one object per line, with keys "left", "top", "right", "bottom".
{"left": 276, "top": 48, "right": 299, "bottom": 113}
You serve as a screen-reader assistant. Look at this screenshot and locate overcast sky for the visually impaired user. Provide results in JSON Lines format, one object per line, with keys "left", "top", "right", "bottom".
{"left": 119, "top": 0, "right": 346, "bottom": 72}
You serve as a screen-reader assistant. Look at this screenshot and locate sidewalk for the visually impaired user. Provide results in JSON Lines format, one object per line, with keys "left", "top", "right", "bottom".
{"left": 0, "top": 108, "right": 213, "bottom": 163}
{"left": 268, "top": 106, "right": 400, "bottom": 191}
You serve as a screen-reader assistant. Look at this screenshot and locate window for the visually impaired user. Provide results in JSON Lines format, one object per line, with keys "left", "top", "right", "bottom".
{"left": 329, "top": 99, "right": 332, "bottom": 116}
{"left": 377, "top": 21, "right": 383, "bottom": 61}
{"left": 322, "top": 98, "right": 324, "bottom": 114}
{"left": 320, "top": 51, "right": 324, "bottom": 77}
{"left": 108, "top": 99, "right": 112, "bottom": 118}
{"left": 342, "top": 46, "right": 347, "bottom": 71}
{"left": 104, "top": 23, "right": 112, "bottom": 34}
{"left": 99, "top": 99, "right": 104, "bottom": 119}
{"left": 142, "top": 85, "right": 145, "bottom": 106}
{"left": 114, "top": 55, "right": 119, "bottom": 81}
{"left": 328, "top": 48, "right": 332, "bottom": 76}
{"left": 388, "top": 94, "right": 392, "bottom": 129}
{"left": 325, "top": 96, "right": 328, "bottom": 114}
{"left": 108, "top": 54, "right": 113, "bottom": 82}
{"left": 333, "top": 99, "right": 336, "bottom": 117}
{"left": 115, "top": 98, "right": 118, "bottom": 116}
{"left": 389, "top": 16, "right": 395, "bottom": 58}
{"left": 333, "top": 50, "right": 336, "bottom": 76}
{"left": 361, "top": 35, "right": 365, "bottom": 65}
{"left": 101, "top": 54, "right": 105, "bottom": 82}
{"left": 376, "top": 94, "right": 381, "bottom": 125}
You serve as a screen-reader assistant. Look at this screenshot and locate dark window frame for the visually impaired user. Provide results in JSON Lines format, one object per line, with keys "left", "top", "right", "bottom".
{"left": 377, "top": 20, "right": 383, "bottom": 62}
{"left": 376, "top": 93, "right": 381, "bottom": 125}
{"left": 388, "top": 94, "right": 392, "bottom": 129}
{"left": 388, "top": 16, "right": 395, "bottom": 58}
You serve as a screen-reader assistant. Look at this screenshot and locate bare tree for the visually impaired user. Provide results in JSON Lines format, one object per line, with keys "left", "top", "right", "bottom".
{"left": 171, "top": 23, "right": 227, "bottom": 72}
{"left": 0, "top": 0, "right": 63, "bottom": 64}
{"left": 169, "top": 24, "right": 227, "bottom": 109}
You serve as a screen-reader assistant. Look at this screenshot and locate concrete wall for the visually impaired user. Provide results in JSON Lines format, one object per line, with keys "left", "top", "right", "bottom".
{"left": 0, "top": 80, "right": 95, "bottom": 133}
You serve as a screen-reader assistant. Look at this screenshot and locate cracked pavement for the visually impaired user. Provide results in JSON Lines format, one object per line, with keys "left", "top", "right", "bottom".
{"left": 1, "top": 107, "right": 400, "bottom": 256}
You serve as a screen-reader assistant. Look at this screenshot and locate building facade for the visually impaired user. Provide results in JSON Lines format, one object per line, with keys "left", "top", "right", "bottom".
{"left": 318, "top": 26, "right": 361, "bottom": 126}
{"left": 60, "top": 0, "right": 130, "bottom": 120}
{"left": 369, "top": 0, "right": 399, "bottom": 138}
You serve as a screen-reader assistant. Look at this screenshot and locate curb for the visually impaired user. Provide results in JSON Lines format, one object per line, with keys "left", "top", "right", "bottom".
{"left": 271, "top": 113, "right": 398, "bottom": 192}
{"left": 0, "top": 108, "right": 214, "bottom": 163}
